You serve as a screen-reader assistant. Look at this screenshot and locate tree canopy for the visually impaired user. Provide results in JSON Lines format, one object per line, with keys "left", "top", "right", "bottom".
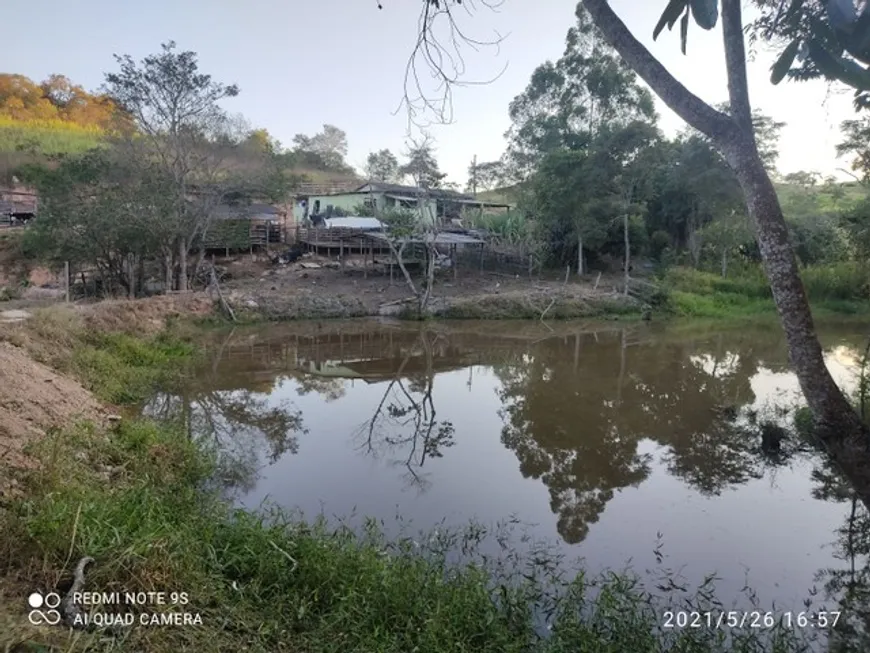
{"left": 504, "top": 4, "right": 656, "bottom": 180}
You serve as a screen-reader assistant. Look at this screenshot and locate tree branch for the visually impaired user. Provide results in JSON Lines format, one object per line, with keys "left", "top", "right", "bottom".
{"left": 721, "top": 0, "right": 753, "bottom": 133}
{"left": 580, "top": 0, "right": 735, "bottom": 142}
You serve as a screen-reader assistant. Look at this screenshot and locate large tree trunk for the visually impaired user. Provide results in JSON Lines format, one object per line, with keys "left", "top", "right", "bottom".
{"left": 726, "top": 142, "right": 861, "bottom": 427}
{"left": 577, "top": 234, "right": 584, "bottom": 276}
{"left": 581, "top": 0, "right": 870, "bottom": 505}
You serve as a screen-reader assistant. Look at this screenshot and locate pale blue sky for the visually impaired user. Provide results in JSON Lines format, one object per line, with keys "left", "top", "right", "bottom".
{"left": 2, "top": 0, "right": 859, "bottom": 184}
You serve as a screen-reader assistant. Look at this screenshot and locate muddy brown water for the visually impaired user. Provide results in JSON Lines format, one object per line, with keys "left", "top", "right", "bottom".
{"left": 148, "top": 318, "right": 870, "bottom": 618}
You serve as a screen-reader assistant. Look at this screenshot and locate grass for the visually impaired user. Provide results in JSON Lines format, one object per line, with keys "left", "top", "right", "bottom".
{"left": 0, "top": 117, "right": 105, "bottom": 156}
{"left": 0, "top": 305, "right": 198, "bottom": 404}
{"left": 663, "top": 264, "right": 870, "bottom": 319}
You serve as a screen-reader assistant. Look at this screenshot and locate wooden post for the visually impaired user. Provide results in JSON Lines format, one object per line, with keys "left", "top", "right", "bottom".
{"left": 340, "top": 239, "right": 345, "bottom": 269}
{"left": 452, "top": 244, "right": 457, "bottom": 281}
{"left": 364, "top": 242, "right": 368, "bottom": 279}
{"left": 64, "top": 261, "right": 70, "bottom": 302}
{"left": 479, "top": 244, "right": 484, "bottom": 274}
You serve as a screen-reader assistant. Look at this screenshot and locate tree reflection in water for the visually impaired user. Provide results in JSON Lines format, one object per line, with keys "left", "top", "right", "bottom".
{"left": 145, "top": 328, "right": 307, "bottom": 494}
{"left": 159, "top": 321, "right": 870, "bottom": 645}
{"left": 354, "top": 330, "right": 456, "bottom": 492}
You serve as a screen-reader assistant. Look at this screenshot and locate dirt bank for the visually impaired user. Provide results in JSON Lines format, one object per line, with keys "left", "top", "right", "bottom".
{"left": 221, "top": 254, "right": 641, "bottom": 320}
{"left": 0, "top": 341, "right": 106, "bottom": 477}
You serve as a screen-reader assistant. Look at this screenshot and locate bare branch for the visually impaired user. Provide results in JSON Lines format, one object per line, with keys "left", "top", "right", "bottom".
{"left": 384, "top": 0, "right": 509, "bottom": 128}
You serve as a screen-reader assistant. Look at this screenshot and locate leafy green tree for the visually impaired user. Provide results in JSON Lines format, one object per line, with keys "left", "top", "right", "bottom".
{"left": 503, "top": 3, "right": 656, "bottom": 180}
{"left": 364, "top": 148, "right": 399, "bottom": 182}
{"left": 21, "top": 147, "right": 173, "bottom": 296}
{"left": 466, "top": 159, "right": 504, "bottom": 193}
{"left": 292, "top": 124, "right": 352, "bottom": 172}
{"left": 399, "top": 135, "right": 446, "bottom": 189}
{"left": 751, "top": 0, "right": 870, "bottom": 110}
{"left": 104, "top": 41, "right": 242, "bottom": 291}
{"left": 579, "top": 0, "right": 870, "bottom": 501}
{"left": 529, "top": 148, "right": 612, "bottom": 274}
{"left": 837, "top": 115, "right": 870, "bottom": 182}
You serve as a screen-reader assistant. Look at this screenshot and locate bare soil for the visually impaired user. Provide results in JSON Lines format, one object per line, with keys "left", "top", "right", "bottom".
{"left": 221, "top": 253, "right": 639, "bottom": 320}
{"left": 0, "top": 342, "right": 105, "bottom": 477}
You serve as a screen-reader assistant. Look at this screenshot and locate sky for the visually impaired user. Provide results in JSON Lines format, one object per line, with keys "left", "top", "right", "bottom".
{"left": 2, "top": 0, "right": 861, "bottom": 185}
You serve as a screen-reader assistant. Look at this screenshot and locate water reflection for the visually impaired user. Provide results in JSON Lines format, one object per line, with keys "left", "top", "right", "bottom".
{"left": 155, "top": 319, "right": 870, "bottom": 637}
{"left": 353, "top": 331, "right": 457, "bottom": 492}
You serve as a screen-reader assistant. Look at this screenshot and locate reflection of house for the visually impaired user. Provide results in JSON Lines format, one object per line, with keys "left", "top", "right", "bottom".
{"left": 299, "top": 353, "right": 482, "bottom": 383}
{"left": 293, "top": 182, "right": 512, "bottom": 226}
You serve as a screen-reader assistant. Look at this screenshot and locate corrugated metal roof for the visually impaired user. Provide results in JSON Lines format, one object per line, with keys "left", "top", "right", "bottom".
{"left": 323, "top": 217, "right": 385, "bottom": 230}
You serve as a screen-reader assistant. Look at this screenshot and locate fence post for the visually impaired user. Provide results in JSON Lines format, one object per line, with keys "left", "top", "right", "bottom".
{"left": 64, "top": 261, "right": 70, "bottom": 302}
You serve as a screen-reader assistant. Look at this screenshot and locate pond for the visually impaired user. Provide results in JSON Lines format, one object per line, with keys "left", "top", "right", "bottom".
{"left": 146, "top": 318, "right": 870, "bottom": 623}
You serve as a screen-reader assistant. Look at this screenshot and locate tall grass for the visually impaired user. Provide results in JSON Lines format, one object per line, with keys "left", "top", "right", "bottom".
{"left": 664, "top": 264, "right": 870, "bottom": 318}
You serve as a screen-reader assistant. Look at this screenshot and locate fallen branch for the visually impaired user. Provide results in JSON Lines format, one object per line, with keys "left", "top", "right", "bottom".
{"left": 209, "top": 264, "right": 236, "bottom": 322}
{"left": 540, "top": 298, "right": 556, "bottom": 322}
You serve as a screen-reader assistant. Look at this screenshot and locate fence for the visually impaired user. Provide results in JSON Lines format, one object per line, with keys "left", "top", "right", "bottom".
{"left": 454, "top": 242, "right": 543, "bottom": 278}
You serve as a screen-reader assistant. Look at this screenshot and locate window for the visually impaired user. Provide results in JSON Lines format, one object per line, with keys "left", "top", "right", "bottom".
{"left": 363, "top": 196, "right": 376, "bottom": 209}
{"left": 313, "top": 199, "right": 321, "bottom": 213}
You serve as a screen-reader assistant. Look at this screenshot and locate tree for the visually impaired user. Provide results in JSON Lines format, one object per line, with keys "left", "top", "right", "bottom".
{"left": 399, "top": 135, "right": 446, "bottom": 188}
{"left": 504, "top": 4, "right": 657, "bottom": 180}
{"left": 396, "top": 1, "right": 870, "bottom": 503}
{"left": 365, "top": 148, "right": 400, "bottom": 182}
{"left": 292, "top": 124, "right": 351, "bottom": 172}
{"left": 593, "top": 121, "right": 662, "bottom": 293}
{"left": 571, "top": 0, "right": 870, "bottom": 501}
{"left": 529, "top": 147, "right": 616, "bottom": 275}
{"left": 105, "top": 42, "right": 240, "bottom": 292}
{"left": 244, "top": 128, "right": 277, "bottom": 155}
{"left": 466, "top": 159, "right": 504, "bottom": 193}
{"left": 837, "top": 114, "right": 870, "bottom": 181}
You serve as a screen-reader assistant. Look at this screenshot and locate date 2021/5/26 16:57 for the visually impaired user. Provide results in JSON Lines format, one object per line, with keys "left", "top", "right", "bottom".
{"left": 662, "top": 611, "right": 842, "bottom": 630}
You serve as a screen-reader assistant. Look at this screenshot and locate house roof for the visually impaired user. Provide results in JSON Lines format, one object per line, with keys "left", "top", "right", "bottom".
{"left": 213, "top": 203, "right": 282, "bottom": 220}
{"left": 323, "top": 217, "right": 385, "bottom": 230}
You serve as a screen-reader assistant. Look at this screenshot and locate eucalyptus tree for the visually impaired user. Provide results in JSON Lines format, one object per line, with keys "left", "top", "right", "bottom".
{"left": 503, "top": 4, "right": 657, "bottom": 181}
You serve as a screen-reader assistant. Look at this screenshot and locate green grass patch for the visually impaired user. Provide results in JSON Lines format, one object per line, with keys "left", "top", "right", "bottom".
{"left": 0, "top": 117, "right": 105, "bottom": 156}
{"left": 70, "top": 332, "right": 195, "bottom": 403}
{"left": 663, "top": 266, "right": 870, "bottom": 319}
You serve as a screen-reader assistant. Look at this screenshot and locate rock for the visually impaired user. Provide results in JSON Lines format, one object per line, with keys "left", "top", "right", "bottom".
{"left": 107, "top": 414, "right": 122, "bottom": 423}
{"left": 244, "top": 299, "right": 259, "bottom": 309}
{"left": 300, "top": 262, "right": 321, "bottom": 270}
